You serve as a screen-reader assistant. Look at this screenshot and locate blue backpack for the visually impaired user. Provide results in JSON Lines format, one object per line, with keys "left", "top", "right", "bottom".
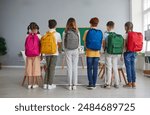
{"left": 86, "top": 29, "right": 103, "bottom": 51}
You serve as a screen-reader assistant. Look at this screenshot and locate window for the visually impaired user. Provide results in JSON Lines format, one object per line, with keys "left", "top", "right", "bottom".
{"left": 143, "top": 0, "right": 150, "bottom": 52}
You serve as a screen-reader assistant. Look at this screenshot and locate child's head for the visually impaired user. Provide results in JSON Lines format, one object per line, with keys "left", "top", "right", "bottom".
{"left": 27, "top": 22, "right": 40, "bottom": 34}
{"left": 66, "top": 17, "right": 78, "bottom": 32}
{"left": 106, "top": 21, "right": 115, "bottom": 31}
{"left": 48, "top": 19, "right": 57, "bottom": 29}
{"left": 124, "top": 21, "right": 133, "bottom": 33}
{"left": 89, "top": 17, "right": 99, "bottom": 27}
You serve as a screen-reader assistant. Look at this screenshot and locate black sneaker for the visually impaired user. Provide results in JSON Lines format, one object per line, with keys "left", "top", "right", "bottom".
{"left": 92, "top": 85, "right": 96, "bottom": 89}
{"left": 87, "top": 85, "right": 93, "bottom": 89}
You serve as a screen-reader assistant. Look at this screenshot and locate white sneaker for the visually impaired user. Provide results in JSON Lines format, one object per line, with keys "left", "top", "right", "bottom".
{"left": 51, "top": 84, "right": 56, "bottom": 89}
{"left": 48, "top": 85, "right": 52, "bottom": 89}
{"left": 32, "top": 84, "right": 39, "bottom": 89}
{"left": 72, "top": 86, "right": 76, "bottom": 90}
{"left": 28, "top": 85, "right": 32, "bottom": 89}
{"left": 43, "top": 84, "right": 47, "bottom": 89}
{"left": 68, "top": 86, "right": 72, "bottom": 90}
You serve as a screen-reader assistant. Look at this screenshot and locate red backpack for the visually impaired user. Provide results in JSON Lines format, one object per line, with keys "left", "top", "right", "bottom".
{"left": 126, "top": 32, "right": 143, "bottom": 52}
{"left": 25, "top": 33, "right": 40, "bottom": 57}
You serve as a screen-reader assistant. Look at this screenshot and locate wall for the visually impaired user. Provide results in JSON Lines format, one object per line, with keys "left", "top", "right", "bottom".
{"left": 0, "top": 0, "right": 130, "bottom": 66}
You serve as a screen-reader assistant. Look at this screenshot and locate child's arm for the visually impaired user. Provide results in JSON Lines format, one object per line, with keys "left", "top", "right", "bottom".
{"left": 83, "top": 30, "right": 88, "bottom": 48}
{"left": 102, "top": 40, "right": 106, "bottom": 52}
{"left": 57, "top": 33, "right": 62, "bottom": 53}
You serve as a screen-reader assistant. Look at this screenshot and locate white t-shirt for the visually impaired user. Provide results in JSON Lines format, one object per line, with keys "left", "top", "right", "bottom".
{"left": 123, "top": 33, "right": 128, "bottom": 52}
{"left": 45, "top": 29, "right": 62, "bottom": 56}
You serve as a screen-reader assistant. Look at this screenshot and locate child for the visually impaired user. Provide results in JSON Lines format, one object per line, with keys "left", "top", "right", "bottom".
{"left": 102, "top": 21, "right": 120, "bottom": 89}
{"left": 42, "top": 19, "right": 62, "bottom": 90}
{"left": 123, "top": 22, "right": 136, "bottom": 88}
{"left": 83, "top": 17, "right": 103, "bottom": 89}
{"left": 25, "top": 22, "right": 41, "bottom": 89}
{"left": 62, "top": 17, "right": 80, "bottom": 90}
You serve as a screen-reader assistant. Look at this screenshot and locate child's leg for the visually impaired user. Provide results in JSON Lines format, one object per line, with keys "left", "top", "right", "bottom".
{"left": 131, "top": 53, "right": 136, "bottom": 87}
{"left": 105, "top": 54, "right": 112, "bottom": 85}
{"left": 65, "top": 51, "right": 73, "bottom": 86}
{"left": 72, "top": 50, "right": 79, "bottom": 86}
{"left": 112, "top": 56, "right": 119, "bottom": 85}
{"left": 44, "top": 56, "right": 51, "bottom": 85}
{"left": 25, "top": 57, "right": 33, "bottom": 87}
{"left": 87, "top": 57, "right": 94, "bottom": 86}
{"left": 48, "top": 56, "right": 57, "bottom": 85}
{"left": 124, "top": 52, "right": 132, "bottom": 83}
{"left": 32, "top": 56, "right": 41, "bottom": 85}
{"left": 92, "top": 57, "right": 99, "bottom": 87}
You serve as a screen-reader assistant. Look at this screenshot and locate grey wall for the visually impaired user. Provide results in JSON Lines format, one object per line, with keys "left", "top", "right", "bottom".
{"left": 0, "top": 0, "right": 130, "bottom": 66}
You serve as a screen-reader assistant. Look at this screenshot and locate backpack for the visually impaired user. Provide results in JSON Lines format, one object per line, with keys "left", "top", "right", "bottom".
{"left": 107, "top": 32, "right": 124, "bottom": 54}
{"left": 25, "top": 33, "right": 40, "bottom": 57}
{"left": 86, "top": 29, "right": 103, "bottom": 51}
{"left": 41, "top": 31, "right": 57, "bottom": 54}
{"left": 127, "top": 32, "right": 143, "bottom": 52}
{"left": 64, "top": 29, "right": 79, "bottom": 50}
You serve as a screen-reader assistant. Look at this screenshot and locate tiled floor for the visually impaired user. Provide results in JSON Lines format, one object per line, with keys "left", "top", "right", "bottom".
{"left": 0, "top": 68, "right": 150, "bottom": 98}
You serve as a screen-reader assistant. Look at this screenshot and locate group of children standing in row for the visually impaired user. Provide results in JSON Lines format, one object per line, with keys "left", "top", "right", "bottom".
{"left": 25, "top": 17, "right": 143, "bottom": 90}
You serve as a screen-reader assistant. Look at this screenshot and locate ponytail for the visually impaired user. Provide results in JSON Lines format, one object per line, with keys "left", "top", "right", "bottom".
{"left": 36, "top": 24, "right": 40, "bottom": 34}
{"left": 27, "top": 25, "right": 30, "bottom": 34}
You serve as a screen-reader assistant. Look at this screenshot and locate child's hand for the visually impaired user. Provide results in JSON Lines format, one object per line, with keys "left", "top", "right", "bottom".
{"left": 120, "top": 56, "right": 123, "bottom": 61}
{"left": 40, "top": 56, "right": 43, "bottom": 61}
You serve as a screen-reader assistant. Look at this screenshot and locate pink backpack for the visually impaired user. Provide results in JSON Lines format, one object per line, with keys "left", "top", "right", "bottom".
{"left": 25, "top": 33, "right": 40, "bottom": 57}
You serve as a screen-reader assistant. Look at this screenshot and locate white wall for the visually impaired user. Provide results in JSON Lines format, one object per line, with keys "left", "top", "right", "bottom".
{"left": 0, "top": 0, "right": 130, "bottom": 66}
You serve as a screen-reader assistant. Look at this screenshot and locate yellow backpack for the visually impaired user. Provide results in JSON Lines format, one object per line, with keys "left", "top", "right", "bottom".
{"left": 41, "top": 31, "right": 57, "bottom": 54}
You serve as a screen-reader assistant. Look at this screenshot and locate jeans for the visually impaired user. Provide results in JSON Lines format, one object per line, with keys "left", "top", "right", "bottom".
{"left": 65, "top": 49, "right": 79, "bottom": 86}
{"left": 124, "top": 52, "right": 136, "bottom": 83}
{"left": 44, "top": 56, "right": 57, "bottom": 85}
{"left": 105, "top": 53, "right": 119, "bottom": 85}
{"left": 87, "top": 57, "right": 99, "bottom": 86}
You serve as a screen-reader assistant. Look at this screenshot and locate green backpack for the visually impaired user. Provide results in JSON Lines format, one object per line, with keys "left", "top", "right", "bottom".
{"left": 107, "top": 32, "right": 124, "bottom": 54}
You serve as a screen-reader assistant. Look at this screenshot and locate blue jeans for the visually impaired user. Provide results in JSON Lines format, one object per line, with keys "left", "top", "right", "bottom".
{"left": 124, "top": 52, "right": 136, "bottom": 83}
{"left": 87, "top": 57, "right": 99, "bottom": 86}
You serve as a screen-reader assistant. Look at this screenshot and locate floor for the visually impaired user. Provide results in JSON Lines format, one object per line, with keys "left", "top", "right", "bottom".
{"left": 0, "top": 68, "right": 150, "bottom": 98}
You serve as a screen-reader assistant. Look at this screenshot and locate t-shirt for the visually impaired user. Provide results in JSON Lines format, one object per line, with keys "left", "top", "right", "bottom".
{"left": 83, "top": 28, "right": 100, "bottom": 57}
{"left": 45, "top": 29, "right": 62, "bottom": 56}
{"left": 123, "top": 33, "right": 128, "bottom": 52}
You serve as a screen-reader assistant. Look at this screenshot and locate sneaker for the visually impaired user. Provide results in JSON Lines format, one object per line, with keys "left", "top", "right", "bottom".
{"left": 51, "top": 84, "right": 56, "bottom": 89}
{"left": 48, "top": 85, "right": 52, "bottom": 89}
{"left": 68, "top": 86, "right": 72, "bottom": 90}
{"left": 101, "top": 84, "right": 111, "bottom": 89}
{"left": 132, "top": 82, "right": 136, "bottom": 88}
{"left": 87, "top": 85, "right": 93, "bottom": 89}
{"left": 114, "top": 84, "right": 119, "bottom": 89}
{"left": 72, "top": 86, "right": 77, "bottom": 90}
{"left": 123, "top": 83, "right": 132, "bottom": 88}
{"left": 92, "top": 85, "right": 96, "bottom": 89}
{"left": 32, "top": 84, "right": 39, "bottom": 89}
{"left": 28, "top": 85, "right": 32, "bottom": 89}
{"left": 43, "top": 84, "right": 48, "bottom": 89}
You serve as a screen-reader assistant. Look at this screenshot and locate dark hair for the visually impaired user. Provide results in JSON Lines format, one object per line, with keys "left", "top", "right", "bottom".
{"left": 48, "top": 19, "right": 57, "bottom": 29}
{"left": 27, "top": 22, "right": 40, "bottom": 34}
{"left": 89, "top": 17, "right": 99, "bottom": 27}
{"left": 125, "top": 21, "right": 133, "bottom": 33}
{"left": 106, "top": 21, "right": 115, "bottom": 28}
{"left": 65, "top": 17, "right": 78, "bottom": 32}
